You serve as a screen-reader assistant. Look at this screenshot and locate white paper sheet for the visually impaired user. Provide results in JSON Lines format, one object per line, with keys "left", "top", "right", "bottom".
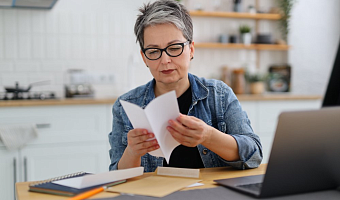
{"left": 53, "top": 167, "right": 144, "bottom": 189}
{"left": 186, "top": 182, "right": 204, "bottom": 188}
{"left": 120, "top": 90, "right": 180, "bottom": 163}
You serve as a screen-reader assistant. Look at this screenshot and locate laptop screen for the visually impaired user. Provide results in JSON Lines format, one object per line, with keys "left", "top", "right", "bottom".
{"left": 322, "top": 38, "right": 340, "bottom": 107}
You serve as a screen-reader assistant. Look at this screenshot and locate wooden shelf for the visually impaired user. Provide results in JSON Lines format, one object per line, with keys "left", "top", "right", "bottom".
{"left": 189, "top": 11, "right": 281, "bottom": 20}
{"left": 194, "top": 43, "right": 290, "bottom": 51}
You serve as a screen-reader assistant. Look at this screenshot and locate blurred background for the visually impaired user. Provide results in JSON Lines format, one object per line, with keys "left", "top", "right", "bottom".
{"left": 0, "top": 1, "right": 339, "bottom": 200}
{"left": 0, "top": 0, "right": 338, "bottom": 98}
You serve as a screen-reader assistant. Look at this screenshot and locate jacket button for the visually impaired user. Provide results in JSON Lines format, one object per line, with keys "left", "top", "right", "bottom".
{"left": 202, "top": 149, "right": 208, "bottom": 155}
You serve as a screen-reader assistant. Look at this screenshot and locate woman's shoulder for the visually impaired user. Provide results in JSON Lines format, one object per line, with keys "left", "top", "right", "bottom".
{"left": 192, "top": 74, "right": 231, "bottom": 92}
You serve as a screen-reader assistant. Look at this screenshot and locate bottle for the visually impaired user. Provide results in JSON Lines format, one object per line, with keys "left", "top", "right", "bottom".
{"left": 221, "top": 66, "right": 231, "bottom": 86}
{"left": 232, "top": 68, "right": 245, "bottom": 94}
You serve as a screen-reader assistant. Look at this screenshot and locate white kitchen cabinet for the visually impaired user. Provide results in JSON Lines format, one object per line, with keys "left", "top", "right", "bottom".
{"left": 0, "top": 105, "right": 110, "bottom": 144}
{"left": 0, "top": 148, "right": 19, "bottom": 200}
{"left": 240, "top": 99, "right": 322, "bottom": 163}
{"left": 21, "top": 141, "right": 109, "bottom": 182}
{"left": 0, "top": 104, "right": 113, "bottom": 200}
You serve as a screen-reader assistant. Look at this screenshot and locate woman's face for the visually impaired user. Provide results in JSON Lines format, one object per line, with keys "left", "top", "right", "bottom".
{"left": 141, "top": 23, "right": 194, "bottom": 86}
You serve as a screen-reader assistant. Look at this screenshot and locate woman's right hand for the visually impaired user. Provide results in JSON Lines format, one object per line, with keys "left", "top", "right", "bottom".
{"left": 126, "top": 129, "right": 160, "bottom": 158}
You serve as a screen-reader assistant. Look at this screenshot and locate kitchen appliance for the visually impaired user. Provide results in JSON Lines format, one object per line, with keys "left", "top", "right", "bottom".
{"left": 1, "top": 81, "right": 56, "bottom": 101}
{"left": 64, "top": 69, "right": 94, "bottom": 98}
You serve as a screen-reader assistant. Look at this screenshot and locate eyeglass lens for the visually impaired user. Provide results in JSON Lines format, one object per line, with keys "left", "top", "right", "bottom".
{"left": 144, "top": 43, "right": 184, "bottom": 60}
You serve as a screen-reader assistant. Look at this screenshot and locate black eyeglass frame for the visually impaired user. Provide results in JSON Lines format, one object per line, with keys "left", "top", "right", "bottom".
{"left": 142, "top": 40, "right": 190, "bottom": 60}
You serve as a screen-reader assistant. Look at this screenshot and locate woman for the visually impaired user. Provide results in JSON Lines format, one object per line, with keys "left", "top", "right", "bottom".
{"left": 109, "top": 0, "right": 262, "bottom": 172}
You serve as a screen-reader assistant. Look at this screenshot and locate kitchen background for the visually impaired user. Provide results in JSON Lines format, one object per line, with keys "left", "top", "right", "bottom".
{"left": 0, "top": 0, "right": 339, "bottom": 99}
{"left": 0, "top": 1, "right": 339, "bottom": 199}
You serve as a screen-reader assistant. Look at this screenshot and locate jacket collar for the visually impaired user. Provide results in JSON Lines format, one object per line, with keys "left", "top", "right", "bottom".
{"left": 188, "top": 73, "right": 209, "bottom": 102}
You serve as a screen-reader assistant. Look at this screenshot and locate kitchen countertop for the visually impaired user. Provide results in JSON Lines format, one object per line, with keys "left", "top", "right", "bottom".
{"left": 0, "top": 94, "right": 322, "bottom": 107}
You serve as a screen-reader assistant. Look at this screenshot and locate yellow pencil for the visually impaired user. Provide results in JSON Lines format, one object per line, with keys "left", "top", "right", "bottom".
{"left": 67, "top": 180, "right": 126, "bottom": 200}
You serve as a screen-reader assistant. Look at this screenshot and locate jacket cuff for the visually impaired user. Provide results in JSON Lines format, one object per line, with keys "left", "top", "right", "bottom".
{"left": 219, "top": 135, "right": 262, "bottom": 169}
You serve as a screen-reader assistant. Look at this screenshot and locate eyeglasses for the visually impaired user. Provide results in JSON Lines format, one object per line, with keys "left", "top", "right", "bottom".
{"left": 142, "top": 41, "right": 190, "bottom": 60}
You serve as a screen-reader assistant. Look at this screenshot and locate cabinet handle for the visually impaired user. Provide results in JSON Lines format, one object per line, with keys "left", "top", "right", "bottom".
{"left": 13, "top": 158, "right": 17, "bottom": 200}
{"left": 24, "top": 157, "right": 28, "bottom": 182}
{"left": 36, "top": 123, "right": 51, "bottom": 129}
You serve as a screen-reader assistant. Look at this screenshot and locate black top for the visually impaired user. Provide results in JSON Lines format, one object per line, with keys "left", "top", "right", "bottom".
{"left": 163, "top": 86, "right": 204, "bottom": 168}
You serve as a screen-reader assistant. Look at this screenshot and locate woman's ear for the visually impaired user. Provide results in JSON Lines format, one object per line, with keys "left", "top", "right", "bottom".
{"left": 140, "top": 50, "right": 149, "bottom": 67}
{"left": 190, "top": 41, "right": 195, "bottom": 61}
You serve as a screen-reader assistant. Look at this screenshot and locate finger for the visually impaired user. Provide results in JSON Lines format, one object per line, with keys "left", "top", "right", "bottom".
{"left": 146, "top": 143, "right": 160, "bottom": 152}
{"left": 176, "top": 114, "right": 200, "bottom": 129}
{"left": 129, "top": 129, "right": 148, "bottom": 138}
{"left": 128, "top": 130, "right": 155, "bottom": 144}
{"left": 169, "top": 119, "right": 195, "bottom": 138}
{"left": 136, "top": 139, "right": 158, "bottom": 151}
{"left": 167, "top": 126, "right": 194, "bottom": 146}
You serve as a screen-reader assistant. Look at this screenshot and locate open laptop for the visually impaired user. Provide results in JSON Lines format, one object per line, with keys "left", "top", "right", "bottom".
{"left": 214, "top": 107, "right": 340, "bottom": 198}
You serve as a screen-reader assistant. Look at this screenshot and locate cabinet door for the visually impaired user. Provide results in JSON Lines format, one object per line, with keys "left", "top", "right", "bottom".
{"left": 0, "top": 148, "right": 19, "bottom": 200}
{"left": 0, "top": 105, "right": 109, "bottom": 145}
{"left": 20, "top": 141, "right": 109, "bottom": 182}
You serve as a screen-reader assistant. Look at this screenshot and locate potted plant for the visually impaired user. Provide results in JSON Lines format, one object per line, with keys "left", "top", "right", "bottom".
{"left": 239, "top": 25, "right": 252, "bottom": 45}
{"left": 277, "top": 0, "right": 295, "bottom": 43}
{"left": 245, "top": 72, "right": 268, "bottom": 94}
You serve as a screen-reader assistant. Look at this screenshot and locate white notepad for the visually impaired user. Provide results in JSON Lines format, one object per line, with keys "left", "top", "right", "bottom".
{"left": 53, "top": 167, "right": 144, "bottom": 189}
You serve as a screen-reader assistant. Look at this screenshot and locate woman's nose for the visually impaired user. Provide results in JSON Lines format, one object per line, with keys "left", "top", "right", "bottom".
{"left": 160, "top": 51, "right": 171, "bottom": 64}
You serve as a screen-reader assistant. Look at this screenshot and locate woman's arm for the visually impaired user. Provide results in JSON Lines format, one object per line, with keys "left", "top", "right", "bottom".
{"left": 118, "top": 129, "right": 159, "bottom": 169}
{"left": 167, "top": 114, "right": 240, "bottom": 161}
{"left": 109, "top": 101, "right": 159, "bottom": 171}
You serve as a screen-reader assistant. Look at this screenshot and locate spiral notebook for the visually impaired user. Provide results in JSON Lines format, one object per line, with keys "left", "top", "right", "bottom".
{"left": 28, "top": 172, "right": 126, "bottom": 197}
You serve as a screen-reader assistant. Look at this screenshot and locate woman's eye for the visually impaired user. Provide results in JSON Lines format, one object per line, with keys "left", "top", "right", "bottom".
{"left": 168, "top": 47, "right": 181, "bottom": 52}
{"left": 148, "top": 50, "right": 159, "bottom": 54}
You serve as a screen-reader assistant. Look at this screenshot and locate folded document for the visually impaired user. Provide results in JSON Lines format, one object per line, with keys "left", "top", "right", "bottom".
{"left": 120, "top": 90, "right": 180, "bottom": 163}
{"left": 107, "top": 167, "right": 201, "bottom": 197}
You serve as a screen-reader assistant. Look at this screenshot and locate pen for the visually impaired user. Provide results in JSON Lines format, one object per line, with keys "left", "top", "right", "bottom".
{"left": 66, "top": 180, "right": 126, "bottom": 200}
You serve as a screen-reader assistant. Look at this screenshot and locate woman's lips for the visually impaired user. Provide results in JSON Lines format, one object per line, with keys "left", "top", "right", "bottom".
{"left": 161, "top": 69, "right": 174, "bottom": 74}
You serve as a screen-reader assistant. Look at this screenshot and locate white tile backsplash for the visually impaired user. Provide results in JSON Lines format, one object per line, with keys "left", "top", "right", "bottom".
{"left": 2, "top": 73, "right": 29, "bottom": 86}
{"left": 31, "top": 11, "right": 45, "bottom": 33}
{"left": 3, "top": 10, "right": 17, "bottom": 34}
{"left": 32, "top": 34, "right": 44, "bottom": 59}
{"left": 0, "top": 61, "right": 14, "bottom": 72}
{"left": 17, "top": 10, "right": 31, "bottom": 34}
{"left": 4, "top": 35, "right": 18, "bottom": 59}
{"left": 45, "top": 13, "right": 58, "bottom": 34}
{"left": 45, "top": 36, "right": 58, "bottom": 59}
{"left": 0, "top": 10, "right": 4, "bottom": 34}
{"left": 0, "top": 0, "right": 338, "bottom": 98}
{"left": 0, "top": 35, "right": 3, "bottom": 59}
{"left": 18, "top": 35, "right": 31, "bottom": 59}
{"left": 14, "top": 61, "right": 40, "bottom": 72}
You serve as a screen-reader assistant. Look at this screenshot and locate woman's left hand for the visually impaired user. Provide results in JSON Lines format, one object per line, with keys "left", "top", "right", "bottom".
{"left": 167, "top": 114, "right": 213, "bottom": 147}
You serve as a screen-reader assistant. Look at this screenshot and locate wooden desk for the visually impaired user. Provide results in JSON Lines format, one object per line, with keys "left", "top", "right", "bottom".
{"left": 16, "top": 164, "right": 266, "bottom": 200}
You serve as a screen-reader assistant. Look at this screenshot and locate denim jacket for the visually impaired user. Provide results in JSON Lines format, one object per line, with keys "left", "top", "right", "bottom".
{"left": 109, "top": 73, "right": 262, "bottom": 172}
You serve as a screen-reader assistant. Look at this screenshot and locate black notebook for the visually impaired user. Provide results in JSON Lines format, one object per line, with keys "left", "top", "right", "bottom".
{"left": 29, "top": 172, "right": 126, "bottom": 197}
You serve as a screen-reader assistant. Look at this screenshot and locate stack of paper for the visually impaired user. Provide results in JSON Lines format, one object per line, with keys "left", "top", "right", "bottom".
{"left": 107, "top": 167, "right": 201, "bottom": 197}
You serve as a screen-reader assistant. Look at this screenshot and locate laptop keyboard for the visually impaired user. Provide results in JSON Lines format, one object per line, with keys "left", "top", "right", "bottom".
{"left": 236, "top": 183, "right": 262, "bottom": 192}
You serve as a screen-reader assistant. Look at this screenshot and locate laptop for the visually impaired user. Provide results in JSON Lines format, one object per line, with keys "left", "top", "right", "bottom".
{"left": 214, "top": 107, "right": 340, "bottom": 198}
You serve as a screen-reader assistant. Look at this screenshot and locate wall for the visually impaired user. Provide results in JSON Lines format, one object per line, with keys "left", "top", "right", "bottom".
{"left": 289, "top": 0, "right": 340, "bottom": 95}
{"left": 0, "top": 0, "right": 153, "bottom": 98}
{"left": 0, "top": 0, "right": 339, "bottom": 98}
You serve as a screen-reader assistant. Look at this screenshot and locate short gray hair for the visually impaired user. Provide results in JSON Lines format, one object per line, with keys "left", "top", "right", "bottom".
{"left": 134, "top": 0, "right": 193, "bottom": 49}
